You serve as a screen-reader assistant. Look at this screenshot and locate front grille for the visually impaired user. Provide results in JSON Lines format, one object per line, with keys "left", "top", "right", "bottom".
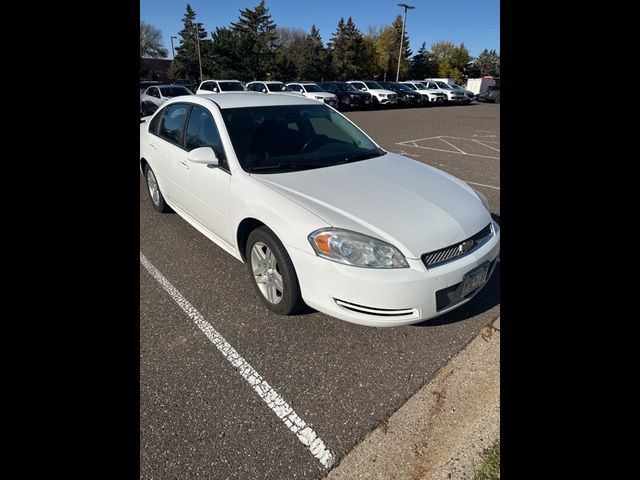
{"left": 388, "top": 94, "right": 397, "bottom": 100}
{"left": 435, "top": 258, "right": 497, "bottom": 311}
{"left": 422, "top": 224, "right": 493, "bottom": 269}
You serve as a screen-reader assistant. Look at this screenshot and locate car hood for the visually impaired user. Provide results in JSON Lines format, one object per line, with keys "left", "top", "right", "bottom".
{"left": 310, "top": 92, "right": 337, "bottom": 99}
{"left": 252, "top": 153, "right": 491, "bottom": 258}
{"left": 369, "top": 89, "right": 396, "bottom": 96}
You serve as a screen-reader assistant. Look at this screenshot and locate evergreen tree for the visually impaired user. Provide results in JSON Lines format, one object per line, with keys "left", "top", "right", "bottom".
{"left": 409, "top": 42, "right": 437, "bottom": 79}
{"left": 231, "top": 0, "right": 278, "bottom": 80}
{"left": 476, "top": 49, "right": 500, "bottom": 77}
{"left": 206, "top": 27, "right": 242, "bottom": 79}
{"left": 328, "top": 17, "right": 364, "bottom": 80}
{"left": 172, "top": 4, "right": 207, "bottom": 82}
{"left": 388, "top": 15, "right": 412, "bottom": 80}
{"left": 298, "top": 25, "right": 327, "bottom": 81}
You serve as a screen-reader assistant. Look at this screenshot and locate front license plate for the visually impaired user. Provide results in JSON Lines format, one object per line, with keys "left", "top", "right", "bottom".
{"left": 460, "top": 262, "right": 490, "bottom": 297}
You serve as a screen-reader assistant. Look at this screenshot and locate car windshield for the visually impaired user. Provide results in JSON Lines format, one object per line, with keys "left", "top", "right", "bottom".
{"left": 160, "top": 87, "right": 192, "bottom": 97}
{"left": 221, "top": 104, "right": 384, "bottom": 174}
{"left": 402, "top": 83, "right": 416, "bottom": 90}
{"left": 435, "top": 81, "right": 452, "bottom": 89}
{"left": 414, "top": 83, "right": 427, "bottom": 90}
{"left": 341, "top": 83, "right": 359, "bottom": 92}
{"left": 266, "top": 83, "right": 290, "bottom": 92}
{"left": 364, "top": 81, "right": 383, "bottom": 89}
{"left": 394, "top": 83, "right": 411, "bottom": 91}
{"left": 450, "top": 84, "right": 462, "bottom": 90}
{"left": 219, "top": 81, "right": 245, "bottom": 91}
{"left": 302, "top": 84, "right": 323, "bottom": 92}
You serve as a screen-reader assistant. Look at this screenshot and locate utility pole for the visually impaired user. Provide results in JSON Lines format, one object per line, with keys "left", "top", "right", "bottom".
{"left": 170, "top": 36, "right": 177, "bottom": 59}
{"left": 195, "top": 23, "right": 203, "bottom": 85}
{"left": 396, "top": 3, "right": 415, "bottom": 82}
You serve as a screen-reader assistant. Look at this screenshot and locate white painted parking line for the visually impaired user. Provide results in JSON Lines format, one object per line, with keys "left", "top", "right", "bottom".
{"left": 466, "top": 181, "right": 500, "bottom": 190}
{"left": 140, "top": 252, "right": 335, "bottom": 469}
{"left": 396, "top": 135, "right": 499, "bottom": 160}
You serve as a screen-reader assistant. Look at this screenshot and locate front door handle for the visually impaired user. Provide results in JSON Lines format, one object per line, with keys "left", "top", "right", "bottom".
{"left": 178, "top": 160, "right": 189, "bottom": 169}
{"left": 149, "top": 144, "right": 157, "bottom": 150}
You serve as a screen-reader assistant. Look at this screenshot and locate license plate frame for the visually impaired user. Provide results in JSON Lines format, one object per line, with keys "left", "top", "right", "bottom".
{"left": 460, "top": 262, "right": 490, "bottom": 297}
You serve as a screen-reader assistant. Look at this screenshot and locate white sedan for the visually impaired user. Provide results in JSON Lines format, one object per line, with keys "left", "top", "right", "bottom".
{"left": 139, "top": 93, "right": 499, "bottom": 327}
{"left": 140, "top": 84, "right": 193, "bottom": 116}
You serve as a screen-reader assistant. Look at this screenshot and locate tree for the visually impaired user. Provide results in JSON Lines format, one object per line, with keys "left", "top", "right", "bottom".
{"left": 231, "top": 0, "right": 278, "bottom": 80}
{"left": 430, "top": 41, "right": 471, "bottom": 83}
{"left": 140, "top": 20, "right": 168, "bottom": 58}
{"left": 328, "top": 17, "right": 365, "bottom": 80}
{"left": 205, "top": 27, "right": 243, "bottom": 79}
{"left": 476, "top": 49, "right": 500, "bottom": 77}
{"left": 409, "top": 42, "right": 438, "bottom": 79}
{"left": 171, "top": 4, "right": 208, "bottom": 82}
{"left": 272, "top": 27, "right": 307, "bottom": 81}
{"left": 298, "top": 26, "right": 328, "bottom": 81}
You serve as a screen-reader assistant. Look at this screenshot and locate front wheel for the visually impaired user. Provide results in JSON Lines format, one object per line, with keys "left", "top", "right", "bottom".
{"left": 246, "top": 226, "right": 303, "bottom": 315}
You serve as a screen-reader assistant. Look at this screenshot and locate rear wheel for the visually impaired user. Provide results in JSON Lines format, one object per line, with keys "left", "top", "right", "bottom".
{"left": 144, "top": 164, "right": 171, "bottom": 213}
{"left": 246, "top": 226, "right": 303, "bottom": 315}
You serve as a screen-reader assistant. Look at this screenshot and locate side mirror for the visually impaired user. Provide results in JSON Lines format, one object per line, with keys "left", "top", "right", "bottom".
{"left": 187, "top": 147, "right": 219, "bottom": 166}
{"left": 261, "top": 88, "right": 267, "bottom": 93}
{"left": 213, "top": 87, "right": 219, "bottom": 92}
{"left": 361, "top": 88, "right": 366, "bottom": 92}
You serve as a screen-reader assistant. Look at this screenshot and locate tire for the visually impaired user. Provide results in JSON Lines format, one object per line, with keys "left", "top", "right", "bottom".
{"left": 494, "top": 96, "right": 500, "bottom": 104}
{"left": 144, "top": 164, "right": 171, "bottom": 213}
{"left": 246, "top": 226, "right": 303, "bottom": 315}
{"left": 141, "top": 103, "right": 148, "bottom": 117}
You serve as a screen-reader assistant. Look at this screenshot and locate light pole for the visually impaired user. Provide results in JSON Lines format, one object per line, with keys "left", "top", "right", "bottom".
{"left": 194, "top": 23, "right": 203, "bottom": 85}
{"left": 396, "top": 3, "right": 415, "bottom": 82}
{"left": 170, "top": 36, "right": 177, "bottom": 60}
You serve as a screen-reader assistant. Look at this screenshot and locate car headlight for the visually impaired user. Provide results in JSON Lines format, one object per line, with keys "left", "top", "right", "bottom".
{"left": 379, "top": 93, "right": 386, "bottom": 98}
{"left": 315, "top": 96, "right": 324, "bottom": 100}
{"left": 470, "top": 186, "right": 491, "bottom": 212}
{"left": 308, "top": 229, "right": 409, "bottom": 268}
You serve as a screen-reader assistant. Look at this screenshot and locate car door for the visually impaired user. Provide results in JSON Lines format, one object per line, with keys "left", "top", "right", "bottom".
{"left": 152, "top": 102, "right": 190, "bottom": 207}
{"left": 177, "top": 104, "right": 232, "bottom": 243}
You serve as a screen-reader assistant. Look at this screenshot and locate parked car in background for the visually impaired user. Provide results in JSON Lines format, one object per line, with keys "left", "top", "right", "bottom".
{"left": 423, "top": 80, "right": 466, "bottom": 103}
{"left": 378, "top": 81, "right": 424, "bottom": 106}
{"left": 140, "top": 80, "right": 161, "bottom": 94}
{"left": 317, "top": 81, "right": 372, "bottom": 109}
{"left": 173, "top": 79, "right": 197, "bottom": 93}
{"left": 139, "top": 93, "right": 500, "bottom": 326}
{"left": 448, "top": 83, "right": 475, "bottom": 103}
{"left": 401, "top": 81, "right": 446, "bottom": 104}
{"left": 140, "top": 85, "right": 194, "bottom": 116}
{"left": 196, "top": 80, "right": 246, "bottom": 94}
{"left": 347, "top": 80, "right": 398, "bottom": 106}
{"left": 246, "top": 81, "right": 304, "bottom": 96}
{"left": 477, "top": 85, "right": 500, "bottom": 103}
{"left": 286, "top": 82, "right": 338, "bottom": 108}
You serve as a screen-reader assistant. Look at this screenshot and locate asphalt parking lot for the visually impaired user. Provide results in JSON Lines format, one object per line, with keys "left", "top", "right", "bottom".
{"left": 140, "top": 102, "right": 500, "bottom": 479}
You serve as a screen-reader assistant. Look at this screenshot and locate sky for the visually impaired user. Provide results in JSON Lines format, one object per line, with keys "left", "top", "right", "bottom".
{"left": 140, "top": 0, "right": 500, "bottom": 60}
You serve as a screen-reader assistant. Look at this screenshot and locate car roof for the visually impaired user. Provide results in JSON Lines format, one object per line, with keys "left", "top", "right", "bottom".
{"left": 166, "top": 92, "right": 322, "bottom": 109}
{"left": 247, "top": 80, "right": 285, "bottom": 84}
{"left": 201, "top": 79, "right": 242, "bottom": 83}
{"left": 148, "top": 85, "right": 188, "bottom": 89}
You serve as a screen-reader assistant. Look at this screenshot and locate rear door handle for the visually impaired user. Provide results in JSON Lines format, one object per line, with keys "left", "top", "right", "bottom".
{"left": 149, "top": 144, "right": 157, "bottom": 150}
{"left": 178, "top": 160, "right": 189, "bottom": 169}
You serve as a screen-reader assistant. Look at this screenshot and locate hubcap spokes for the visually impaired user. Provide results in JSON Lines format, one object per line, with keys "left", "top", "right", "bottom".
{"left": 147, "top": 171, "right": 159, "bottom": 205}
{"left": 250, "top": 242, "right": 283, "bottom": 305}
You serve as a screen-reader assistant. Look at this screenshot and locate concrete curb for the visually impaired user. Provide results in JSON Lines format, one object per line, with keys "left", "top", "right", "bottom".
{"left": 325, "top": 316, "right": 500, "bottom": 480}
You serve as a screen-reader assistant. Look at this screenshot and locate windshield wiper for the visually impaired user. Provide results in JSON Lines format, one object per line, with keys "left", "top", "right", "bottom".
{"left": 341, "top": 149, "right": 385, "bottom": 164}
{"left": 249, "top": 162, "right": 329, "bottom": 172}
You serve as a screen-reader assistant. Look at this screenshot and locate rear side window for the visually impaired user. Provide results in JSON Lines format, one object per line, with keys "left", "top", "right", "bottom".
{"left": 149, "top": 108, "right": 163, "bottom": 134}
{"left": 159, "top": 104, "right": 189, "bottom": 146}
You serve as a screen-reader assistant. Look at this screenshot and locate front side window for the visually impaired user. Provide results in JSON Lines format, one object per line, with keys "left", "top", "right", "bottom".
{"left": 148, "top": 87, "right": 160, "bottom": 98}
{"left": 159, "top": 104, "right": 189, "bottom": 146}
{"left": 435, "top": 81, "right": 451, "bottom": 89}
{"left": 221, "top": 104, "right": 383, "bottom": 174}
{"left": 160, "top": 87, "right": 192, "bottom": 97}
{"left": 185, "top": 106, "right": 223, "bottom": 154}
{"left": 351, "top": 82, "right": 366, "bottom": 90}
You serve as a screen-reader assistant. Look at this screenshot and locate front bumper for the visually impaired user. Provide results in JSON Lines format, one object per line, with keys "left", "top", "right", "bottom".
{"left": 287, "top": 222, "right": 500, "bottom": 327}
